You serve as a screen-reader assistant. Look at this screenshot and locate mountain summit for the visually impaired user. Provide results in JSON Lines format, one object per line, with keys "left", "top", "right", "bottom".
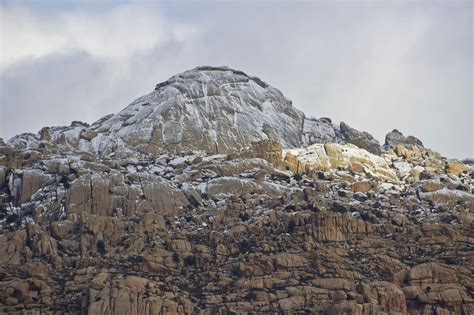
{"left": 1, "top": 67, "right": 472, "bottom": 314}
{"left": 8, "top": 66, "right": 388, "bottom": 157}
{"left": 89, "top": 66, "right": 305, "bottom": 155}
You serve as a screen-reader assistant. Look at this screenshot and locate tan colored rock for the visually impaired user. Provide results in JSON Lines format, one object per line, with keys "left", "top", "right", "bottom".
{"left": 350, "top": 162, "right": 364, "bottom": 174}
{"left": 169, "top": 239, "right": 192, "bottom": 253}
{"left": 284, "top": 143, "right": 397, "bottom": 181}
{"left": 142, "top": 212, "right": 166, "bottom": 232}
{"left": 20, "top": 169, "right": 50, "bottom": 204}
{"left": 352, "top": 181, "right": 371, "bottom": 193}
{"left": 91, "top": 174, "right": 111, "bottom": 216}
{"left": 51, "top": 220, "right": 76, "bottom": 239}
{"left": 362, "top": 281, "right": 407, "bottom": 313}
{"left": 0, "top": 231, "right": 26, "bottom": 266}
{"left": 312, "top": 213, "right": 372, "bottom": 242}
{"left": 202, "top": 177, "right": 291, "bottom": 198}
{"left": 402, "top": 285, "right": 422, "bottom": 301}
{"left": 67, "top": 175, "right": 92, "bottom": 214}
{"left": 420, "top": 180, "right": 443, "bottom": 192}
{"left": 395, "top": 144, "right": 423, "bottom": 159}
{"left": 407, "top": 263, "right": 457, "bottom": 286}
{"left": 86, "top": 275, "right": 192, "bottom": 315}
{"left": 419, "top": 188, "right": 474, "bottom": 207}
{"left": 2, "top": 70, "right": 474, "bottom": 315}
{"left": 216, "top": 244, "right": 229, "bottom": 256}
{"left": 278, "top": 295, "right": 305, "bottom": 311}
{"left": 81, "top": 215, "right": 126, "bottom": 256}
{"left": 413, "top": 284, "right": 474, "bottom": 314}
{"left": 324, "top": 301, "right": 362, "bottom": 315}
{"left": 202, "top": 158, "right": 274, "bottom": 177}
{"left": 312, "top": 278, "right": 356, "bottom": 291}
{"left": 284, "top": 152, "right": 306, "bottom": 173}
{"left": 447, "top": 161, "right": 468, "bottom": 176}
{"left": 90, "top": 272, "right": 109, "bottom": 290}
{"left": 141, "top": 175, "right": 188, "bottom": 215}
{"left": 238, "top": 262, "right": 264, "bottom": 277}
{"left": 273, "top": 253, "right": 308, "bottom": 270}
{"left": 251, "top": 139, "right": 283, "bottom": 165}
{"left": 285, "top": 143, "right": 331, "bottom": 172}
{"left": 21, "top": 262, "right": 49, "bottom": 280}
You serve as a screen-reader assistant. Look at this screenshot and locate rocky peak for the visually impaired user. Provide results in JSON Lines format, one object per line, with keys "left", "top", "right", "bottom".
{"left": 0, "top": 67, "right": 472, "bottom": 314}
{"left": 384, "top": 129, "right": 424, "bottom": 151}
{"left": 83, "top": 66, "right": 306, "bottom": 156}
{"left": 7, "top": 66, "right": 395, "bottom": 159}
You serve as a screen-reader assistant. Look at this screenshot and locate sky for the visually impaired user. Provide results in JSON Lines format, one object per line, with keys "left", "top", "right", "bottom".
{"left": 0, "top": 0, "right": 472, "bottom": 159}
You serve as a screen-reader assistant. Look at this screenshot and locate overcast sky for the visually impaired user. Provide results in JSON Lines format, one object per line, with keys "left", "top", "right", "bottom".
{"left": 0, "top": 0, "right": 472, "bottom": 158}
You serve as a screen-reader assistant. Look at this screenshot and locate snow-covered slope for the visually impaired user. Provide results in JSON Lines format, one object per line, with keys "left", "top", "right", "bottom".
{"left": 82, "top": 66, "right": 306, "bottom": 156}
{"left": 7, "top": 66, "right": 385, "bottom": 157}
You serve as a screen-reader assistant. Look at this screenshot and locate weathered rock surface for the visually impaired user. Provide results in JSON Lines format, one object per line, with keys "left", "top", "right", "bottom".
{"left": 7, "top": 67, "right": 397, "bottom": 158}
{"left": 385, "top": 129, "right": 424, "bottom": 150}
{"left": 1, "top": 67, "right": 472, "bottom": 314}
{"left": 340, "top": 121, "right": 382, "bottom": 155}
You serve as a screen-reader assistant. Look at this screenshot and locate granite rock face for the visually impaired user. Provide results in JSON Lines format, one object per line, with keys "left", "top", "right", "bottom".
{"left": 9, "top": 67, "right": 306, "bottom": 157}
{"left": 8, "top": 67, "right": 389, "bottom": 158}
{"left": 340, "top": 122, "right": 382, "bottom": 155}
{"left": 1, "top": 67, "right": 473, "bottom": 314}
{"left": 385, "top": 129, "right": 424, "bottom": 151}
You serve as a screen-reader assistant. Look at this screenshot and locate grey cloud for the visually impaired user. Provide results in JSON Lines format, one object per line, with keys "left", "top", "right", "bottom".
{"left": 1, "top": 52, "right": 107, "bottom": 137}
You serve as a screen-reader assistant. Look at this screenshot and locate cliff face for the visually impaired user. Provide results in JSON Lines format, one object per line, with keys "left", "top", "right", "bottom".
{"left": 0, "top": 67, "right": 473, "bottom": 314}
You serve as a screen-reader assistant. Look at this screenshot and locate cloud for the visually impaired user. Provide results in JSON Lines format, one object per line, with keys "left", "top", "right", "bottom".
{"left": 0, "top": 3, "right": 197, "bottom": 70}
{"left": 0, "top": 1, "right": 472, "bottom": 158}
{"left": 0, "top": 2, "right": 199, "bottom": 140}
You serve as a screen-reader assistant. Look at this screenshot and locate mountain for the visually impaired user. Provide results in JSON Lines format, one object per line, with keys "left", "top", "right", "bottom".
{"left": 0, "top": 67, "right": 473, "bottom": 314}
{"left": 8, "top": 66, "right": 383, "bottom": 156}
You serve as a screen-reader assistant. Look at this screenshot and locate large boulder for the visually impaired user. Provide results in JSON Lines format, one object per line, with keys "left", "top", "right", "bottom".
{"left": 302, "top": 117, "right": 344, "bottom": 145}
{"left": 384, "top": 129, "right": 424, "bottom": 150}
{"left": 339, "top": 121, "right": 382, "bottom": 155}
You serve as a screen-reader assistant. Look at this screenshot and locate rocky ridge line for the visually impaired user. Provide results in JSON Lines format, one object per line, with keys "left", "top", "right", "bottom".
{"left": 0, "top": 67, "right": 472, "bottom": 314}
{"left": 8, "top": 66, "right": 417, "bottom": 158}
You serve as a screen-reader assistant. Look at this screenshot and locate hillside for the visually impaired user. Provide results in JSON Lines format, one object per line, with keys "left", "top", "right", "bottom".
{"left": 0, "top": 67, "right": 473, "bottom": 314}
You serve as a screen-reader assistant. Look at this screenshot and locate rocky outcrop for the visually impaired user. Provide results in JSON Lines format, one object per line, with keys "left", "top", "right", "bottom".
{"left": 0, "top": 136, "right": 472, "bottom": 314}
{"left": 340, "top": 121, "right": 382, "bottom": 155}
{"left": 7, "top": 67, "right": 428, "bottom": 160}
{"left": 302, "top": 117, "right": 345, "bottom": 145}
{"left": 282, "top": 142, "right": 396, "bottom": 181}
{"left": 9, "top": 67, "right": 308, "bottom": 156}
{"left": 385, "top": 129, "right": 424, "bottom": 150}
{"left": 0, "top": 67, "right": 472, "bottom": 314}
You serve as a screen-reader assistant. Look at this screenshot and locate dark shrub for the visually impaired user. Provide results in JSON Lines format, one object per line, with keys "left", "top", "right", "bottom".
{"left": 238, "top": 239, "right": 253, "bottom": 254}
{"left": 293, "top": 173, "right": 303, "bottom": 181}
{"left": 332, "top": 201, "right": 347, "bottom": 213}
{"left": 287, "top": 220, "right": 296, "bottom": 233}
{"left": 239, "top": 212, "right": 250, "bottom": 222}
{"left": 6, "top": 214, "right": 19, "bottom": 225}
{"left": 97, "top": 240, "right": 106, "bottom": 255}
{"left": 184, "top": 255, "right": 196, "bottom": 267}
{"left": 245, "top": 291, "right": 257, "bottom": 301}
